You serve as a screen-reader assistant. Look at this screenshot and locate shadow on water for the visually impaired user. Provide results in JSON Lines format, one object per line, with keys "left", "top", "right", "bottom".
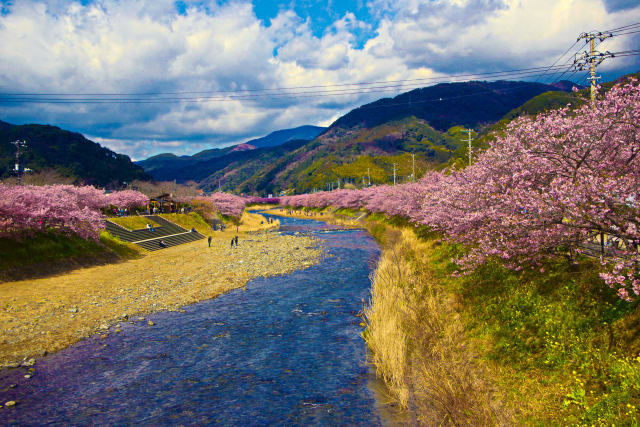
{"left": 0, "top": 213, "right": 406, "bottom": 426}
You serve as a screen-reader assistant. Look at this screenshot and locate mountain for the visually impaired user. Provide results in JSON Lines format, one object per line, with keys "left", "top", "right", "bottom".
{"left": 139, "top": 79, "right": 578, "bottom": 195}
{"left": 146, "top": 139, "right": 312, "bottom": 191}
{"left": 137, "top": 125, "right": 326, "bottom": 177}
{"left": 232, "top": 80, "right": 576, "bottom": 193}
{"left": 245, "top": 125, "right": 325, "bottom": 148}
{"left": 331, "top": 80, "right": 574, "bottom": 132}
{"left": 0, "top": 120, "right": 150, "bottom": 187}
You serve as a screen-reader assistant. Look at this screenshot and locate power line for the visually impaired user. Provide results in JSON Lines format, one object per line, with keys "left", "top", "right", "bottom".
{"left": 534, "top": 39, "right": 582, "bottom": 83}
{"left": 0, "top": 65, "right": 580, "bottom": 99}
{"left": 604, "top": 21, "right": 640, "bottom": 33}
{"left": 0, "top": 65, "right": 578, "bottom": 104}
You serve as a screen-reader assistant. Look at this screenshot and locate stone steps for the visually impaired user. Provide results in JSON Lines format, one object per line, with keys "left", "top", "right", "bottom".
{"left": 104, "top": 215, "right": 205, "bottom": 251}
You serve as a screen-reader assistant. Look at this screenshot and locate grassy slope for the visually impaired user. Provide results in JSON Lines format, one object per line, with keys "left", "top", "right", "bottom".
{"left": 158, "top": 212, "right": 212, "bottom": 235}
{"left": 0, "top": 230, "right": 143, "bottom": 281}
{"left": 109, "top": 216, "right": 160, "bottom": 230}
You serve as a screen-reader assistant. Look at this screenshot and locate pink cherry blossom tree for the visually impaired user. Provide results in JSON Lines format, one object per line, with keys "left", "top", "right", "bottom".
{"left": 105, "top": 190, "right": 149, "bottom": 210}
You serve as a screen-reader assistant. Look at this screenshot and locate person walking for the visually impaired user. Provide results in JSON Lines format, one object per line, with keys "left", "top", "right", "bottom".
{"left": 230, "top": 237, "right": 235, "bottom": 248}
{"left": 208, "top": 236, "right": 212, "bottom": 247}
{"left": 234, "top": 235, "right": 238, "bottom": 247}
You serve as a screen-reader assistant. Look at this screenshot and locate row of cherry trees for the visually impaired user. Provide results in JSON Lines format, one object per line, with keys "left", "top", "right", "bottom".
{"left": 0, "top": 185, "right": 149, "bottom": 240}
{"left": 281, "top": 80, "right": 640, "bottom": 300}
{"left": 0, "top": 184, "right": 250, "bottom": 240}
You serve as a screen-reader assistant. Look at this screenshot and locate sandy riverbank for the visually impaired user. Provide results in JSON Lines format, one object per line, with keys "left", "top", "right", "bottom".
{"left": 0, "top": 223, "right": 322, "bottom": 368}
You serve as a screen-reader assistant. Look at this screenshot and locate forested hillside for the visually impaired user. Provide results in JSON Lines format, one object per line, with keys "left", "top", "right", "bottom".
{"left": 0, "top": 121, "right": 149, "bottom": 187}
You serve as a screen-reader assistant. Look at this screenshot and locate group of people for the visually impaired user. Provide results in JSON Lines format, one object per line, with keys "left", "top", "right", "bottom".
{"left": 114, "top": 208, "right": 131, "bottom": 216}
{"left": 206, "top": 235, "right": 239, "bottom": 248}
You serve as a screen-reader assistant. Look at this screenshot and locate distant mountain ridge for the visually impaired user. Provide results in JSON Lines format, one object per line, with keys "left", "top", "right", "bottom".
{"left": 0, "top": 120, "right": 149, "bottom": 187}
{"left": 137, "top": 125, "right": 326, "bottom": 176}
{"left": 245, "top": 125, "right": 326, "bottom": 148}
{"left": 330, "top": 80, "right": 576, "bottom": 131}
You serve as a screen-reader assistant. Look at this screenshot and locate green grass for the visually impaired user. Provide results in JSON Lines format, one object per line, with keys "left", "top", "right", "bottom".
{"left": 98, "top": 231, "right": 144, "bottom": 259}
{"left": 109, "top": 216, "right": 160, "bottom": 230}
{"left": 428, "top": 241, "right": 640, "bottom": 424}
{"left": 159, "top": 212, "right": 212, "bottom": 235}
{"left": 0, "top": 229, "right": 142, "bottom": 272}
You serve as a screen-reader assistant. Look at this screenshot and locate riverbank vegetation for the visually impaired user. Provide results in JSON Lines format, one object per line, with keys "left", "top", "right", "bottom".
{"left": 360, "top": 216, "right": 640, "bottom": 424}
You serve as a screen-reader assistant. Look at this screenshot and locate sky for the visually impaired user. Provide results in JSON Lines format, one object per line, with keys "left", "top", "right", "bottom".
{"left": 0, "top": 0, "right": 639, "bottom": 160}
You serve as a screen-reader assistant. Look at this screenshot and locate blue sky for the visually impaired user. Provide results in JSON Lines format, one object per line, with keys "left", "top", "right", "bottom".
{"left": 0, "top": 0, "right": 639, "bottom": 160}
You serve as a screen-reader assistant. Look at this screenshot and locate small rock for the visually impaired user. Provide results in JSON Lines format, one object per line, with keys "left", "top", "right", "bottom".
{"left": 115, "top": 328, "right": 122, "bottom": 333}
{"left": 8, "top": 384, "right": 16, "bottom": 389}
{"left": 24, "top": 374, "right": 31, "bottom": 379}
{"left": 21, "top": 358, "right": 36, "bottom": 367}
{"left": 68, "top": 307, "right": 78, "bottom": 313}
{"left": 99, "top": 324, "right": 109, "bottom": 330}
{"left": 137, "top": 317, "right": 145, "bottom": 321}
{"left": 148, "top": 320, "right": 155, "bottom": 326}
{"left": 5, "top": 401, "right": 16, "bottom": 407}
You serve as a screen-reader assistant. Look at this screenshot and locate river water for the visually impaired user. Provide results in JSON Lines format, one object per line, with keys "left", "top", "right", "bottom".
{"left": 0, "top": 214, "right": 391, "bottom": 425}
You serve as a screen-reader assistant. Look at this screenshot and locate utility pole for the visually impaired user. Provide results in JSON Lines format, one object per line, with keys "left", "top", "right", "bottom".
{"left": 11, "top": 140, "right": 27, "bottom": 185}
{"left": 392, "top": 163, "right": 397, "bottom": 186}
{"left": 411, "top": 153, "right": 415, "bottom": 181}
{"left": 574, "top": 31, "right": 614, "bottom": 103}
{"left": 367, "top": 168, "right": 371, "bottom": 186}
{"left": 461, "top": 129, "right": 473, "bottom": 165}
{"left": 362, "top": 176, "right": 365, "bottom": 188}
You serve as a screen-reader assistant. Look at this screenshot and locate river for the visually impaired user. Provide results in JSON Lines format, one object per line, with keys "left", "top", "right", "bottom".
{"left": 0, "top": 213, "right": 395, "bottom": 425}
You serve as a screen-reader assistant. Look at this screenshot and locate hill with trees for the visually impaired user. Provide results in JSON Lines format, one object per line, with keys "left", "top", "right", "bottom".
{"left": 137, "top": 125, "right": 326, "bottom": 178}
{"left": 0, "top": 121, "right": 149, "bottom": 187}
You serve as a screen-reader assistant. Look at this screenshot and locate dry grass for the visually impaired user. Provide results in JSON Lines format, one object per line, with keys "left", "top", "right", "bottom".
{"left": 238, "top": 210, "right": 280, "bottom": 231}
{"left": 365, "top": 227, "right": 513, "bottom": 425}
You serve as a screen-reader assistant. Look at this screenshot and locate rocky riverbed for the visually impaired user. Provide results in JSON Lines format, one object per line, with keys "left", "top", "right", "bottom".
{"left": 0, "top": 231, "right": 322, "bottom": 368}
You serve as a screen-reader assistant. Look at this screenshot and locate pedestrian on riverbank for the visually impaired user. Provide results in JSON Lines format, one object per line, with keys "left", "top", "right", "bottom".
{"left": 208, "top": 236, "right": 212, "bottom": 247}
{"left": 234, "top": 235, "right": 239, "bottom": 246}
{"left": 230, "top": 237, "right": 235, "bottom": 248}
{"left": 159, "top": 240, "right": 167, "bottom": 248}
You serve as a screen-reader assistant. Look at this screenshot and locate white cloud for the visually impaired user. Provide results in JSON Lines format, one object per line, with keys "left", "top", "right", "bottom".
{"left": 0, "top": 0, "right": 638, "bottom": 160}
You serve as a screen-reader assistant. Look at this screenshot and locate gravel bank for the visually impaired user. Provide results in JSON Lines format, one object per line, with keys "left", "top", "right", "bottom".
{"left": 0, "top": 231, "right": 322, "bottom": 368}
